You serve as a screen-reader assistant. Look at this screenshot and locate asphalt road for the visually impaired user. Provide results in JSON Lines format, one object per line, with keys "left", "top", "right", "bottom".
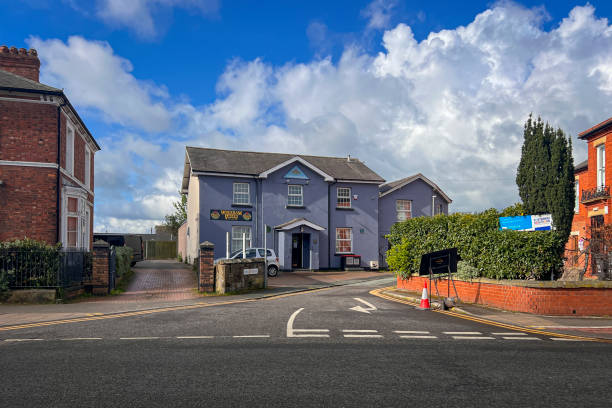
{"left": 1, "top": 279, "right": 610, "bottom": 407}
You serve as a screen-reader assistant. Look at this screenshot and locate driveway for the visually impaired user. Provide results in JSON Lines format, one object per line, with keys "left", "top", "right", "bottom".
{"left": 268, "top": 269, "right": 392, "bottom": 287}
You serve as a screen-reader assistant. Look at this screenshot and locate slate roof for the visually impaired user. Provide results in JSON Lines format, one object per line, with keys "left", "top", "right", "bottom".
{"left": 578, "top": 116, "right": 612, "bottom": 139}
{"left": 183, "top": 147, "right": 385, "bottom": 188}
{"left": 379, "top": 173, "right": 452, "bottom": 203}
{"left": 0, "top": 69, "right": 61, "bottom": 93}
{"left": 574, "top": 159, "right": 588, "bottom": 173}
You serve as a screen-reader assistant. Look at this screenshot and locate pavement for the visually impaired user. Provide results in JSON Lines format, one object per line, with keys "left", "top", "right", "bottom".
{"left": 0, "top": 279, "right": 610, "bottom": 407}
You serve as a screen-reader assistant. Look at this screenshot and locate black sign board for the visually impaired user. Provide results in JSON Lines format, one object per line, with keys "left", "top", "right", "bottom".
{"left": 418, "top": 248, "right": 458, "bottom": 275}
{"left": 210, "top": 209, "right": 253, "bottom": 222}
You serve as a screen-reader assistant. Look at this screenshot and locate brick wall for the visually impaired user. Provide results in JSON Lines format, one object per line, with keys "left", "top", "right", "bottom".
{"left": 199, "top": 241, "right": 215, "bottom": 292}
{"left": 0, "top": 165, "right": 58, "bottom": 243}
{"left": 90, "top": 242, "right": 110, "bottom": 295}
{"left": 398, "top": 276, "right": 612, "bottom": 316}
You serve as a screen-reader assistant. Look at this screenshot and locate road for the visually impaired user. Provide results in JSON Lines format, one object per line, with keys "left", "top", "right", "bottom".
{"left": 1, "top": 278, "right": 610, "bottom": 407}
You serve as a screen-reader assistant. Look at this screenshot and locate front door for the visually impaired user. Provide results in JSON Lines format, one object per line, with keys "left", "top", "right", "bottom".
{"left": 291, "top": 233, "right": 310, "bottom": 269}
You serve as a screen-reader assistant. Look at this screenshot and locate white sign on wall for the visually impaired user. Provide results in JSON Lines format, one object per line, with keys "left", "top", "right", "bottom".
{"left": 243, "top": 268, "right": 258, "bottom": 275}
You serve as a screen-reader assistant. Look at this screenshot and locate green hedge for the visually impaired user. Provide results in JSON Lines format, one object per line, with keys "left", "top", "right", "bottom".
{"left": 115, "top": 246, "right": 133, "bottom": 277}
{"left": 0, "top": 238, "right": 62, "bottom": 288}
{"left": 386, "top": 204, "right": 566, "bottom": 280}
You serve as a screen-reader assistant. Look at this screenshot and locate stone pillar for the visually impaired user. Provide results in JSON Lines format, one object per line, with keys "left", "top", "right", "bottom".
{"left": 91, "top": 240, "right": 110, "bottom": 295}
{"left": 199, "top": 241, "right": 215, "bottom": 292}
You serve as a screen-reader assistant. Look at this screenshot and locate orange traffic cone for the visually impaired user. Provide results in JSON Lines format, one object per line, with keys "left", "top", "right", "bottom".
{"left": 419, "top": 280, "right": 430, "bottom": 309}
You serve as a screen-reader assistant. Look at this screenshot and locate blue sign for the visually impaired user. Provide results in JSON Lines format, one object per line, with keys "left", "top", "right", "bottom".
{"left": 499, "top": 214, "right": 552, "bottom": 231}
{"left": 284, "top": 165, "right": 309, "bottom": 180}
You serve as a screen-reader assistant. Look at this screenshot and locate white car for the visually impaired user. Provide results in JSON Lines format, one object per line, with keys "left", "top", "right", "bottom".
{"left": 214, "top": 248, "right": 280, "bottom": 277}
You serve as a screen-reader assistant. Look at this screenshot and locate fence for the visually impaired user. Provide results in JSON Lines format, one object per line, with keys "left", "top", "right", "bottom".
{"left": 145, "top": 241, "right": 177, "bottom": 260}
{"left": 0, "top": 248, "right": 92, "bottom": 289}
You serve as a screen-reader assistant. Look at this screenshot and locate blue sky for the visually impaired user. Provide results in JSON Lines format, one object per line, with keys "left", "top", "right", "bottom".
{"left": 2, "top": 0, "right": 612, "bottom": 232}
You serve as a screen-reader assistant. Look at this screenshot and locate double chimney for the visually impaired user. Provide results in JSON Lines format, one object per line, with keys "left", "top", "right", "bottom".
{"left": 0, "top": 45, "right": 41, "bottom": 82}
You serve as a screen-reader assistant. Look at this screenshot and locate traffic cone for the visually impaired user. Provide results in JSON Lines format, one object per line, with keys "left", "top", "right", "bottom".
{"left": 419, "top": 280, "right": 430, "bottom": 309}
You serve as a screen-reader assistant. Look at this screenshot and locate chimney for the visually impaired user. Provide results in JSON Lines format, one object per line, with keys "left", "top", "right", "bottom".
{"left": 0, "top": 46, "right": 41, "bottom": 82}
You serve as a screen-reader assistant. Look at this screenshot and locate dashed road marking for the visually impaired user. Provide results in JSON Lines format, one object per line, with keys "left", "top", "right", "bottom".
{"left": 176, "top": 336, "right": 214, "bottom": 339}
{"left": 232, "top": 335, "right": 270, "bottom": 338}
{"left": 394, "top": 330, "right": 430, "bottom": 334}
{"left": 119, "top": 337, "right": 160, "bottom": 340}
{"left": 399, "top": 335, "right": 438, "bottom": 339}
{"left": 451, "top": 336, "right": 495, "bottom": 340}
{"left": 492, "top": 332, "right": 527, "bottom": 336}
{"left": 342, "top": 329, "right": 378, "bottom": 333}
{"left": 444, "top": 331, "right": 482, "bottom": 335}
{"left": 4, "top": 338, "right": 44, "bottom": 342}
{"left": 60, "top": 337, "right": 102, "bottom": 341}
{"left": 501, "top": 336, "right": 541, "bottom": 340}
{"left": 343, "top": 334, "right": 383, "bottom": 338}
{"left": 292, "top": 329, "right": 329, "bottom": 332}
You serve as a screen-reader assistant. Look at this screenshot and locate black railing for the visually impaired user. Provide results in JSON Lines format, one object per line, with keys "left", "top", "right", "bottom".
{"left": 581, "top": 185, "right": 611, "bottom": 203}
{"left": 0, "top": 249, "right": 92, "bottom": 289}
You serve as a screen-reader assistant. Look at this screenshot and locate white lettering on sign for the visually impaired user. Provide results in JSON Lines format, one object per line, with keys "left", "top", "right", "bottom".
{"left": 243, "top": 268, "right": 258, "bottom": 275}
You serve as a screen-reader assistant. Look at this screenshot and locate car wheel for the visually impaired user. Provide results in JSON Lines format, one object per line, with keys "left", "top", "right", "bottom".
{"left": 267, "top": 265, "right": 278, "bottom": 277}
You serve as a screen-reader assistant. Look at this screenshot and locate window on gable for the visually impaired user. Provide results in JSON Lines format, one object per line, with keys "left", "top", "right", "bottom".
{"left": 597, "top": 144, "right": 605, "bottom": 188}
{"left": 396, "top": 200, "right": 412, "bottom": 222}
{"left": 288, "top": 185, "right": 303, "bottom": 207}
{"left": 337, "top": 187, "right": 351, "bottom": 208}
{"left": 335, "top": 228, "right": 352, "bottom": 253}
{"left": 66, "top": 125, "right": 74, "bottom": 175}
{"left": 85, "top": 146, "right": 91, "bottom": 189}
{"left": 233, "top": 183, "right": 250, "bottom": 205}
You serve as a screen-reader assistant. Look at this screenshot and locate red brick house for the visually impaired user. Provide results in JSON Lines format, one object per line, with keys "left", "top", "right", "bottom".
{"left": 0, "top": 45, "right": 100, "bottom": 250}
{"left": 568, "top": 116, "right": 612, "bottom": 278}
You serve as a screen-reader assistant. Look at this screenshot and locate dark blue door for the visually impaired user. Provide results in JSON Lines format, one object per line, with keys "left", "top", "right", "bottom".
{"left": 302, "top": 234, "right": 310, "bottom": 269}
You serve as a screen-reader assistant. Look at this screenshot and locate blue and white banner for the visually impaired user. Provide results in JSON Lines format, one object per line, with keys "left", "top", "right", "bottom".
{"left": 499, "top": 214, "right": 553, "bottom": 231}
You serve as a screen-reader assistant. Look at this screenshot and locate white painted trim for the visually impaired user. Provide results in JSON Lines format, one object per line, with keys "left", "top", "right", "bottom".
{"left": 275, "top": 219, "right": 326, "bottom": 231}
{"left": 336, "top": 179, "right": 384, "bottom": 184}
{"left": 192, "top": 171, "right": 257, "bottom": 179}
{"left": 0, "top": 96, "right": 58, "bottom": 105}
{"left": 259, "top": 157, "right": 334, "bottom": 182}
{"left": 379, "top": 173, "right": 452, "bottom": 203}
{"left": 61, "top": 110, "right": 99, "bottom": 153}
{"left": 65, "top": 121, "right": 75, "bottom": 176}
{"left": 60, "top": 168, "right": 94, "bottom": 197}
{"left": 0, "top": 160, "right": 58, "bottom": 168}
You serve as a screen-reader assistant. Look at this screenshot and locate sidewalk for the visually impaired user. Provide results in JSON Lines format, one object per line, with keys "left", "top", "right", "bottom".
{"left": 381, "top": 287, "right": 612, "bottom": 341}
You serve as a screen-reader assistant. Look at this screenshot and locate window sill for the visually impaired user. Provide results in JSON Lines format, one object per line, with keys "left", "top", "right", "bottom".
{"left": 335, "top": 207, "right": 354, "bottom": 211}
{"left": 231, "top": 204, "right": 252, "bottom": 208}
{"left": 286, "top": 205, "right": 305, "bottom": 209}
{"left": 334, "top": 253, "right": 354, "bottom": 256}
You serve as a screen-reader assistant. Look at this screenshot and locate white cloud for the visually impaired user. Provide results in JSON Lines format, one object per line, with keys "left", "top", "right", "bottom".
{"left": 27, "top": 36, "right": 172, "bottom": 132}
{"left": 361, "top": 0, "right": 398, "bottom": 30}
{"left": 96, "top": 0, "right": 219, "bottom": 38}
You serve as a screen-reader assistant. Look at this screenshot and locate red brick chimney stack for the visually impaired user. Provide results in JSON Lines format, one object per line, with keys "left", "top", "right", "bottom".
{"left": 0, "top": 45, "right": 41, "bottom": 82}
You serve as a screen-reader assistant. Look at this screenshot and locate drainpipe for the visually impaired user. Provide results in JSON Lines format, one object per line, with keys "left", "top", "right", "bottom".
{"left": 431, "top": 194, "right": 437, "bottom": 217}
{"left": 328, "top": 181, "right": 335, "bottom": 269}
{"left": 56, "top": 98, "right": 67, "bottom": 244}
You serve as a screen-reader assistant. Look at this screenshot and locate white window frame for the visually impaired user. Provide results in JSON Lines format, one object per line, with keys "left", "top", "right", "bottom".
{"left": 233, "top": 182, "right": 250, "bottom": 205}
{"left": 287, "top": 185, "right": 303, "bottom": 207}
{"left": 337, "top": 187, "right": 351, "bottom": 208}
{"left": 62, "top": 189, "right": 91, "bottom": 250}
{"left": 597, "top": 144, "right": 605, "bottom": 188}
{"left": 231, "top": 226, "right": 252, "bottom": 253}
{"left": 335, "top": 227, "right": 352, "bottom": 254}
{"left": 66, "top": 123, "right": 75, "bottom": 176}
{"left": 575, "top": 179, "right": 579, "bottom": 213}
{"left": 84, "top": 145, "right": 91, "bottom": 189}
{"left": 396, "top": 200, "right": 412, "bottom": 222}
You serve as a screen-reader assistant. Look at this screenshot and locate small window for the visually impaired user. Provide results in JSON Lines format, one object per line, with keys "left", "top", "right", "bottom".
{"left": 288, "top": 185, "right": 303, "bottom": 206}
{"left": 337, "top": 187, "right": 351, "bottom": 208}
{"left": 85, "top": 146, "right": 91, "bottom": 189}
{"left": 67, "top": 217, "right": 78, "bottom": 248}
{"left": 396, "top": 200, "right": 412, "bottom": 221}
{"left": 575, "top": 179, "right": 579, "bottom": 213}
{"left": 597, "top": 144, "right": 605, "bottom": 188}
{"left": 233, "top": 183, "right": 250, "bottom": 205}
{"left": 66, "top": 125, "right": 74, "bottom": 175}
{"left": 336, "top": 228, "right": 352, "bottom": 253}
{"left": 67, "top": 197, "right": 78, "bottom": 213}
{"left": 231, "top": 226, "right": 252, "bottom": 253}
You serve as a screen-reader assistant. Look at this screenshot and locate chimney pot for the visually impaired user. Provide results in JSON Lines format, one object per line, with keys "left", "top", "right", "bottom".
{"left": 0, "top": 46, "right": 41, "bottom": 82}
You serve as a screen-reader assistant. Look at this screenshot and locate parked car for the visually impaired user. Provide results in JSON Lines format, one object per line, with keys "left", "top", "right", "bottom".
{"left": 215, "top": 248, "right": 280, "bottom": 277}
{"left": 93, "top": 233, "right": 144, "bottom": 266}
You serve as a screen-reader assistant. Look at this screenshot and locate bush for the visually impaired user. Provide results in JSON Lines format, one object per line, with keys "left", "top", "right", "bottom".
{"left": 114, "top": 246, "right": 133, "bottom": 277}
{"left": 177, "top": 253, "right": 183, "bottom": 263}
{"left": 386, "top": 204, "right": 565, "bottom": 280}
{"left": 0, "top": 238, "right": 62, "bottom": 287}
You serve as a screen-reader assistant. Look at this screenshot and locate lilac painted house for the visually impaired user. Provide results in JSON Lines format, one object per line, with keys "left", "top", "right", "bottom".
{"left": 181, "top": 147, "right": 451, "bottom": 271}
{"left": 378, "top": 174, "right": 452, "bottom": 267}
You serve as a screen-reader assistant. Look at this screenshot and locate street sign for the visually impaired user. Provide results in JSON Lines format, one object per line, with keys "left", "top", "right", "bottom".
{"left": 418, "top": 248, "right": 458, "bottom": 275}
{"left": 499, "top": 214, "right": 552, "bottom": 231}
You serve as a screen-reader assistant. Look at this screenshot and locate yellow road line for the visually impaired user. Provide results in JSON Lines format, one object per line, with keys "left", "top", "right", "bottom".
{"left": 369, "top": 287, "right": 612, "bottom": 344}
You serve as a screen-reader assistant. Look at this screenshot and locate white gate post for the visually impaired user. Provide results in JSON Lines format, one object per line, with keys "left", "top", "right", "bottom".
{"left": 226, "top": 231, "right": 230, "bottom": 259}
{"left": 242, "top": 233, "right": 246, "bottom": 259}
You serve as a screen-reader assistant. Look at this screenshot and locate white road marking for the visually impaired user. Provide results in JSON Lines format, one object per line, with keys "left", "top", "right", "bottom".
{"left": 501, "top": 337, "right": 541, "bottom": 340}
{"left": 119, "top": 337, "right": 160, "bottom": 340}
{"left": 61, "top": 338, "right": 102, "bottom": 341}
{"left": 232, "top": 335, "right": 270, "bottom": 338}
{"left": 176, "top": 336, "right": 214, "bottom": 339}
{"left": 350, "top": 298, "right": 377, "bottom": 314}
{"left": 342, "top": 329, "right": 378, "bottom": 333}
{"left": 4, "top": 338, "right": 44, "bottom": 342}
{"left": 343, "top": 334, "right": 383, "bottom": 338}
{"left": 287, "top": 308, "right": 330, "bottom": 338}
{"left": 399, "top": 335, "right": 438, "bottom": 339}
{"left": 394, "top": 331, "right": 430, "bottom": 334}
{"left": 492, "top": 332, "right": 527, "bottom": 336}
{"left": 292, "top": 329, "right": 329, "bottom": 332}
{"left": 443, "top": 331, "right": 482, "bottom": 335}
{"left": 550, "top": 338, "right": 591, "bottom": 342}
{"left": 452, "top": 336, "right": 495, "bottom": 340}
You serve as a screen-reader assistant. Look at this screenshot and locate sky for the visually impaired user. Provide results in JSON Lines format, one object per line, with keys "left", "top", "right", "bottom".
{"left": 2, "top": 0, "right": 612, "bottom": 233}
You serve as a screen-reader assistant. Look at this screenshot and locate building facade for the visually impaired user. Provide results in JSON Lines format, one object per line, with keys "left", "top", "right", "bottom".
{"left": 568, "top": 116, "right": 612, "bottom": 278}
{"left": 0, "top": 45, "right": 100, "bottom": 249}
{"left": 378, "top": 174, "right": 452, "bottom": 267}
{"left": 182, "top": 147, "right": 451, "bottom": 270}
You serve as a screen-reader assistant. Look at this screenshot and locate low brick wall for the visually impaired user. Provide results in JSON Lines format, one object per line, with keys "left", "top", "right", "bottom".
{"left": 397, "top": 275, "right": 612, "bottom": 316}
{"left": 215, "top": 259, "right": 265, "bottom": 294}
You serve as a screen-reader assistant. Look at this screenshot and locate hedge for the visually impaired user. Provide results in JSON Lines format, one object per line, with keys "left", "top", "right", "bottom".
{"left": 386, "top": 204, "right": 566, "bottom": 280}
{"left": 0, "top": 238, "right": 62, "bottom": 288}
{"left": 115, "top": 246, "right": 133, "bottom": 277}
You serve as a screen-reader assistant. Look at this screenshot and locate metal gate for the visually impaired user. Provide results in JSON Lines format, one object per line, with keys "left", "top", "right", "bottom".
{"left": 109, "top": 246, "right": 117, "bottom": 292}
{"left": 586, "top": 224, "right": 612, "bottom": 280}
